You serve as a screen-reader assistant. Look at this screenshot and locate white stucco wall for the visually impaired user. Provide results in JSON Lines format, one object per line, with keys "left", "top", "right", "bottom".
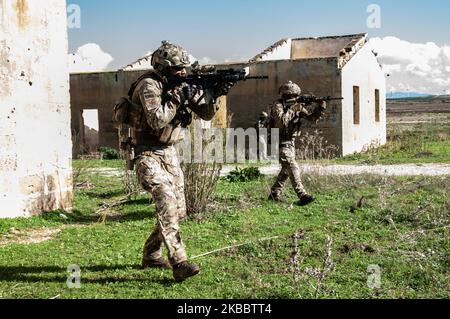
{"left": 0, "top": 0, "right": 73, "bottom": 218}
{"left": 341, "top": 44, "right": 387, "bottom": 155}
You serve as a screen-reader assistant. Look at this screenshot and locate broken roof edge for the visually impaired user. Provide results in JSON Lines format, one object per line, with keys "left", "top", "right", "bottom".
{"left": 121, "top": 53, "right": 153, "bottom": 71}
{"left": 250, "top": 33, "right": 368, "bottom": 65}
{"left": 291, "top": 33, "right": 367, "bottom": 42}
{"left": 249, "top": 38, "right": 291, "bottom": 63}
{"left": 336, "top": 33, "right": 368, "bottom": 69}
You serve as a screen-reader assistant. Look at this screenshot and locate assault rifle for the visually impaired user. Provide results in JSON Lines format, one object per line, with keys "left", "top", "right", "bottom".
{"left": 166, "top": 66, "right": 269, "bottom": 92}
{"left": 165, "top": 65, "right": 268, "bottom": 128}
{"left": 296, "top": 94, "right": 344, "bottom": 105}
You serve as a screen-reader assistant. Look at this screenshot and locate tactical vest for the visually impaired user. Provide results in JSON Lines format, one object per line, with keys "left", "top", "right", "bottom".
{"left": 129, "top": 71, "right": 174, "bottom": 153}
{"left": 273, "top": 99, "right": 302, "bottom": 142}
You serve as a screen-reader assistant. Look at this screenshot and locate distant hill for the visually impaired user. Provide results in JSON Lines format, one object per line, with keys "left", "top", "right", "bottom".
{"left": 387, "top": 92, "right": 433, "bottom": 99}
{"left": 387, "top": 94, "right": 450, "bottom": 115}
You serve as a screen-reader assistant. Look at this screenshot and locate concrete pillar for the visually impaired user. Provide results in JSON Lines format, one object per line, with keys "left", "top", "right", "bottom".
{"left": 0, "top": 0, "right": 73, "bottom": 218}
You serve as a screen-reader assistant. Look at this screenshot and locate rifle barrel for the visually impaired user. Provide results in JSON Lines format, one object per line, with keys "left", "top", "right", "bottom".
{"left": 246, "top": 76, "right": 269, "bottom": 80}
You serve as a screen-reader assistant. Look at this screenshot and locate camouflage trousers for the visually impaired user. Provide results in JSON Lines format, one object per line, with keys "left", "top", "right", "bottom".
{"left": 135, "top": 145, "right": 188, "bottom": 266}
{"left": 271, "top": 141, "right": 307, "bottom": 199}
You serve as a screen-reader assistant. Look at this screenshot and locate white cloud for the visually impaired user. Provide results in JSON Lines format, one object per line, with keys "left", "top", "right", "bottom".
{"left": 370, "top": 37, "right": 450, "bottom": 95}
{"left": 197, "top": 57, "right": 218, "bottom": 65}
{"left": 188, "top": 55, "right": 218, "bottom": 65}
{"left": 68, "top": 43, "right": 114, "bottom": 73}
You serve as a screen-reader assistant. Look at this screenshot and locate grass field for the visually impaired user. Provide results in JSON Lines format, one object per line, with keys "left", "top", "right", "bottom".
{"left": 0, "top": 168, "right": 448, "bottom": 299}
{"left": 2, "top": 105, "right": 449, "bottom": 299}
{"left": 336, "top": 123, "right": 450, "bottom": 165}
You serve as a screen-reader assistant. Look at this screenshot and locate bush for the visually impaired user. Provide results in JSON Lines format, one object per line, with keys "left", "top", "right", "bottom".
{"left": 99, "top": 147, "right": 120, "bottom": 160}
{"left": 182, "top": 162, "right": 222, "bottom": 216}
{"left": 226, "top": 167, "right": 262, "bottom": 183}
{"left": 296, "top": 130, "right": 340, "bottom": 160}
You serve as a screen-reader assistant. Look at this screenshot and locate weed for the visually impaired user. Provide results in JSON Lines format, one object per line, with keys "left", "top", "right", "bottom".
{"left": 296, "top": 130, "right": 340, "bottom": 161}
{"left": 225, "top": 167, "right": 262, "bottom": 183}
{"left": 182, "top": 162, "right": 222, "bottom": 216}
{"left": 99, "top": 147, "right": 120, "bottom": 160}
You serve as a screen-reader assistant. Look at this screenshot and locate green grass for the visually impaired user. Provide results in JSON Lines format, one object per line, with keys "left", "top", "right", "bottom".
{"left": 0, "top": 168, "right": 449, "bottom": 299}
{"left": 337, "top": 123, "right": 450, "bottom": 165}
{"left": 73, "top": 159, "right": 123, "bottom": 169}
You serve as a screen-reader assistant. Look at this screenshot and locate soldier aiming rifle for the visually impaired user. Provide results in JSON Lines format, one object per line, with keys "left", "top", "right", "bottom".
{"left": 260, "top": 81, "right": 342, "bottom": 206}
{"left": 113, "top": 41, "right": 268, "bottom": 282}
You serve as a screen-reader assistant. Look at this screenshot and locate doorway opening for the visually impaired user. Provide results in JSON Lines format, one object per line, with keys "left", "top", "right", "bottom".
{"left": 81, "top": 109, "right": 99, "bottom": 155}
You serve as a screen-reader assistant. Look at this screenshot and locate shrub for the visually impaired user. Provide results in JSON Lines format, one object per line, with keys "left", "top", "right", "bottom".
{"left": 182, "top": 162, "right": 222, "bottom": 216}
{"left": 99, "top": 147, "right": 120, "bottom": 160}
{"left": 296, "top": 130, "right": 340, "bottom": 160}
{"left": 226, "top": 166, "right": 262, "bottom": 183}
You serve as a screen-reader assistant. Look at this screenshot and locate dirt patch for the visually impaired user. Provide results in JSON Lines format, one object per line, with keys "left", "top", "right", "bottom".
{"left": 0, "top": 226, "right": 65, "bottom": 248}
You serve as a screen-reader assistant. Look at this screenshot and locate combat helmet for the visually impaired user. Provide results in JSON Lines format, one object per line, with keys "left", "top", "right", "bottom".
{"left": 279, "top": 81, "right": 302, "bottom": 97}
{"left": 151, "top": 41, "right": 191, "bottom": 72}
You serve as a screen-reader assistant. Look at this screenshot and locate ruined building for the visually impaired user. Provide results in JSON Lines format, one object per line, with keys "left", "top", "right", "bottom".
{"left": 225, "top": 34, "right": 387, "bottom": 155}
{"left": 70, "top": 33, "right": 386, "bottom": 157}
{"left": 0, "top": 0, "right": 72, "bottom": 218}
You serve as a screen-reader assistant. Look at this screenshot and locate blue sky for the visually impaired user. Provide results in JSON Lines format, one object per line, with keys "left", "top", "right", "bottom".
{"left": 68, "top": 0, "right": 450, "bottom": 69}
{"left": 67, "top": 1, "right": 450, "bottom": 94}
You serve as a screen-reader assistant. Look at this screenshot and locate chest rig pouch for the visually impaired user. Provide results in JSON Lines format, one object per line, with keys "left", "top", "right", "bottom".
{"left": 158, "top": 91, "right": 190, "bottom": 145}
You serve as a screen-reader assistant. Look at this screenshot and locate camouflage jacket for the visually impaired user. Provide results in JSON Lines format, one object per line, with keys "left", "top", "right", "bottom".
{"left": 131, "top": 70, "right": 219, "bottom": 149}
{"left": 269, "top": 99, "right": 326, "bottom": 142}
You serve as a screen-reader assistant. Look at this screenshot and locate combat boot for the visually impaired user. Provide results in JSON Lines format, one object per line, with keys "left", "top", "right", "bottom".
{"left": 173, "top": 261, "right": 200, "bottom": 282}
{"left": 141, "top": 257, "right": 171, "bottom": 269}
{"left": 296, "top": 194, "right": 316, "bottom": 206}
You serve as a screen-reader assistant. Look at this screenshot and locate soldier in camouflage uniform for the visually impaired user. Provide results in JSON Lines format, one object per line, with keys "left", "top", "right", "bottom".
{"left": 130, "top": 41, "right": 232, "bottom": 282}
{"left": 264, "top": 81, "right": 327, "bottom": 206}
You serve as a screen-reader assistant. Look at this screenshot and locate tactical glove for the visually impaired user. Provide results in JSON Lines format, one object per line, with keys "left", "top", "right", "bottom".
{"left": 312, "top": 101, "right": 327, "bottom": 122}
{"left": 171, "top": 85, "right": 196, "bottom": 105}
{"left": 214, "top": 82, "right": 235, "bottom": 98}
{"left": 182, "top": 85, "right": 196, "bottom": 102}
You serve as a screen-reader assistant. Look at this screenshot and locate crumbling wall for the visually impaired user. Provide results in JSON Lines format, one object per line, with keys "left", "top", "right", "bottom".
{"left": 0, "top": 0, "right": 72, "bottom": 218}
{"left": 222, "top": 59, "right": 343, "bottom": 150}
{"left": 292, "top": 36, "right": 359, "bottom": 59}
{"left": 249, "top": 39, "right": 292, "bottom": 63}
{"left": 70, "top": 70, "right": 146, "bottom": 157}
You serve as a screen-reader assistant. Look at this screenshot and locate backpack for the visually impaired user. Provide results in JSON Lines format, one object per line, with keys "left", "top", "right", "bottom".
{"left": 112, "top": 97, "right": 146, "bottom": 129}
{"left": 112, "top": 72, "right": 156, "bottom": 129}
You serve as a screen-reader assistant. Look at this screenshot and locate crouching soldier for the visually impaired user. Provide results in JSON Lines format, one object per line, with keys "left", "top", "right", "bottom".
{"left": 262, "top": 81, "right": 327, "bottom": 206}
